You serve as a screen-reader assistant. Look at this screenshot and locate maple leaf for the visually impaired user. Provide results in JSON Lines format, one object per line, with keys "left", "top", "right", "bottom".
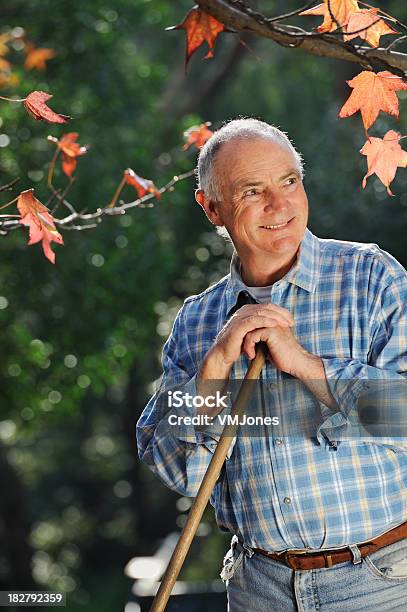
{"left": 345, "top": 9, "right": 398, "bottom": 48}
{"left": 48, "top": 132, "right": 88, "bottom": 177}
{"left": 360, "top": 130, "right": 407, "bottom": 196}
{"left": 338, "top": 71, "right": 407, "bottom": 131}
{"left": 124, "top": 169, "right": 161, "bottom": 199}
{"left": 300, "top": 0, "right": 360, "bottom": 33}
{"left": 17, "top": 189, "right": 64, "bottom": 264}
{"left": 24, "top": 44, "right": 56, "bottom": 71}
{"left": 183, "top": 122, "right": 213, "bottom": 150}
{"left": 23, "top": 91, "right": 70, "bottom": 124}
{"left": 166, "top": 7, "right": 225, "bottom": 68}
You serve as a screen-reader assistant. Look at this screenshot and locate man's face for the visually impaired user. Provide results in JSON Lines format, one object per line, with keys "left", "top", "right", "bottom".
{"left": 211, "top": 137, "right": 308, "bottom": 261}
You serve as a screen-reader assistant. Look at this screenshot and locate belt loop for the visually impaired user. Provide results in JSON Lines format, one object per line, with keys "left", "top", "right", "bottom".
{"left": 242, "top": 542, "right": 254, "bottom": 558}
{"left": 349, "top": 544, "right": 362, "bottom": 565}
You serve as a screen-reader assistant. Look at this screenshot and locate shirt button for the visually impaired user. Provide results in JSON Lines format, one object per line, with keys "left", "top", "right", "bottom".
{"left": 268, "top": 382, "right": 276, "bottom": 390}
{"left": 275, "top": 438, "right": 283, "bottom": 446}
{"left": 283, "top": 497, "right": 291, "bottom": 505}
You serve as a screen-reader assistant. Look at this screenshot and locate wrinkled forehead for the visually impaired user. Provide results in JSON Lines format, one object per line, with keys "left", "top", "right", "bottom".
{"left": 214, "top": 136, "right": 298, "bottom": 193}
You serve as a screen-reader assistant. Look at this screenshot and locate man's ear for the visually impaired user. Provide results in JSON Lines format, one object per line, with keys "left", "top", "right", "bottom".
{"left": 195, "top": 189, "right": 223, "bottom": 226}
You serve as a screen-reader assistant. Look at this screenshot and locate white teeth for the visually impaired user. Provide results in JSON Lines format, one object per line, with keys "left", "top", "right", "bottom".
{"left": 262, "top": 221, "right": 288, "bottom": 229}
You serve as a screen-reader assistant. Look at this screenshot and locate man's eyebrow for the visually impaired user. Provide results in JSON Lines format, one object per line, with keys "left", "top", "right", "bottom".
{"left": 232, "top": 169, "right": 300, "bottom": 192}
{"left": 279, "top": 169, "right": 301, "bottom": 181}
{"left": 232, "top": 180, "right": 264, "bottom": 192}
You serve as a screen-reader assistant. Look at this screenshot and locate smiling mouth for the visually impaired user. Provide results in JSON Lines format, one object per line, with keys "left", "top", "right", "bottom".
{"left": 260, "top": 218, "right": 293, "bottom": 230}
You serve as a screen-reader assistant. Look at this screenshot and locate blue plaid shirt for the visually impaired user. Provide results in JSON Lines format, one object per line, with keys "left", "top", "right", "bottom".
{"left": 137, "top": 228, "right": 407, "bottom": 551}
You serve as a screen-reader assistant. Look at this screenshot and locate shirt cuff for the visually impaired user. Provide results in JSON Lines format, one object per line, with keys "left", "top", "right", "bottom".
{"left": 317, "top": 358, "right": 370, "bottom": 446}
{"left": 166, "top": 374, "right": 236, "bottom": 458}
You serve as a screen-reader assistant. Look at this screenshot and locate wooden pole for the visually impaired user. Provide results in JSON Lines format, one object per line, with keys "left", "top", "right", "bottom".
{"left": 150, "top": 343, "right": 267, "bottom": 612}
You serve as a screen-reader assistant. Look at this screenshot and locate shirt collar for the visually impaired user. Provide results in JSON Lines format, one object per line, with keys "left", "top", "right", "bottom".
{"left": 225, "top": 227, "right": 320, "bottom": 316}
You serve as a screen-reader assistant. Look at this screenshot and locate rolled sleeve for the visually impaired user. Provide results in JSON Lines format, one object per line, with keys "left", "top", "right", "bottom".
{"left": 136, "top": 304, "right": 234, "bottom": 496}
{"left": 317, "top": 271, "right": 407, "bottom": 447}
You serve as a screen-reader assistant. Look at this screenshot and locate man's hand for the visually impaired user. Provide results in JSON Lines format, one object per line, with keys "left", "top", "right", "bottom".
{"left": 199, "top": 303, "right": 295, "bottom": 381}
{"left": 242, "top": 323, "right": 308, "bottom": 375}
{"left": 242, "top": 315, "right": 338, "bottom": 409}
{"left": 198, "top": 302, "right": 338, "bottom": 412}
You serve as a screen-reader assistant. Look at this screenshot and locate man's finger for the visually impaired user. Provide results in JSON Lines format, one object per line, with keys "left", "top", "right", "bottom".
{"left": 241, "top": 314, "right": 291, "bottom": 331}
{"left": 243, "top": 327, "right": 270, "bottom": 359}
{"left": 236, "top": 303, "right": 294, "bottom": 325}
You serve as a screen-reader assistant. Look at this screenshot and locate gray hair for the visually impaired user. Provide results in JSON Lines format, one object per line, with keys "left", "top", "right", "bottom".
{"left": 196, "top": 118, "right": 304, "bottom": 241}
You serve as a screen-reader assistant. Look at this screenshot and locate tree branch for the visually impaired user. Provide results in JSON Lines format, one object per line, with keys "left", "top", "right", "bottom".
{"left": 196, "top": 0, "right": 407, "bottom": 77}
{"left": 0, "top": 170, "right": 196, "bottom": 234}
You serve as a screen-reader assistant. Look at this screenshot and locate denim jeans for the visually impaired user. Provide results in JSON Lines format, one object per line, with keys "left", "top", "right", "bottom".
{"left": 220, "top": 534, "right": 407, "bottom": 611}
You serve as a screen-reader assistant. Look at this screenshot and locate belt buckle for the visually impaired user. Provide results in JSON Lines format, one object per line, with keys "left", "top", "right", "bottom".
{"left": 284, "top": 549, "right": 308, "bottom": 570}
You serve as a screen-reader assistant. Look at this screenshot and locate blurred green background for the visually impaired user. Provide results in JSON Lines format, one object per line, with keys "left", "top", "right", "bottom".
{"left": 0, "top": 0, "right": 406, "bottom": 610}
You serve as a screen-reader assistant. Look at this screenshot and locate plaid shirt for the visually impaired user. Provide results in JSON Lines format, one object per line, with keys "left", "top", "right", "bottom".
{"left": 136, "top": 228, "right": 407, "bottom": 551}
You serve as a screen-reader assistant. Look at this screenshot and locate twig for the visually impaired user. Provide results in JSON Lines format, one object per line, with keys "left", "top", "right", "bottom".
{"left": 0, "top": 178, "right": 20, "bottom": 192}
{"left": 327, "top": 0, "right": 341, "bottom": 32}
{"left": 386, "top": 36, "right": 407, "bottom": 52}
{"left": 108, "top": 175, "right": 126, "bottom": 208}
{"left": 47, "top": 147, "right": 60, "bottom": 187}
{"left": 0, "top": 196, "right": 19, "bottom": 210}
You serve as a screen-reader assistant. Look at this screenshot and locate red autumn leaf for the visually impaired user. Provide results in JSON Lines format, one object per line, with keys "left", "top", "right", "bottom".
{"left": 17, "top": 188, "right": 64, "bottom": 264}
{"left": 124, "top": 168, "right": 161, "bottom": 199}
{"left": 338, "top": 71, "right": 407, "bottom": 131}
{"left": 49, "top": 132, "right": 88, "bottom": 177}
{"left": 345, "top": 9, "right": 398, "bottom": 48}
{"left": 24, "top": 44, "right": 56, "bottom": 71}
{"left": 23, "top": 91, "right": 70, "bottom": 124}
{"left": 166, "top": 7, "right": 225, "bottom": 68}
{"left": 183, "top": 122, "right": 213, "bottom": 150}
{"left": 300, "top": 0, "right": 360, "bottom": 33}
{"left": 360, "top": 130, "right": 407, "bottom": 196}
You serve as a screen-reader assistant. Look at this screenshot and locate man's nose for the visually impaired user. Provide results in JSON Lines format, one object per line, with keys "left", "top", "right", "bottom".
{"left": 263, "top": 188, "right": 288, "bottom": 212}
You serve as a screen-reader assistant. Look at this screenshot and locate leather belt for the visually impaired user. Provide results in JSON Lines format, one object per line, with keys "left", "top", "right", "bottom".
{"left": 250, "top": 520, "right": 407, "bottom": 570}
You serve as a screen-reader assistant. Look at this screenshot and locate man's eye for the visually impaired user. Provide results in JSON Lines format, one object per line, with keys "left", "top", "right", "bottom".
{"left": 243, "top": 189, "right": 260, "bottom": 198}
{"left": 284, "top": 177, "right": 298, "bottom": 187}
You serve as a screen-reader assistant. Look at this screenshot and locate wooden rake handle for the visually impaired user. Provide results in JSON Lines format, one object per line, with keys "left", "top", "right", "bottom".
{"left": 150, "top": 343, "right": 268, "bottom": 612}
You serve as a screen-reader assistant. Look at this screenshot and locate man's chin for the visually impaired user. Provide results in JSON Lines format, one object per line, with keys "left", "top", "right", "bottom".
{"left": 258, "top": 234, "right": 298, "bottom": 255}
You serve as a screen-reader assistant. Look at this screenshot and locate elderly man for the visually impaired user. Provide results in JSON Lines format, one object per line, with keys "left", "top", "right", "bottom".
{"left": 137, "top": 118, "right": 407, "bottom": 610}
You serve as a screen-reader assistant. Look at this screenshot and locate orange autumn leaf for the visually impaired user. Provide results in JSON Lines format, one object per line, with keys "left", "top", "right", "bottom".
{"left": 338, "top": 71, "right": 407, "bottom": 131}
{"left": 345, "top": 8, "right": 398, "bottom": 48}
{"left": 17, "top": 188, "right": 64, "bottom": 264}
{"left": 48, "top": 132, "right": 88, "bottom": 177}
{"left": 24, "top": 91, "right": 70, "bottom": 124}
{"left": 300, "top": 0, "right": 360, "bottom": 33}
{"left": 166, "top": 7, "right": 225, "bottom": 68}
{"left": 360, "top": 130, "right": 407, "bottom": 196}
{"left": 183, "top": 122, "right": 213, "bottom": 150}
{"left": 124, "top": 168, "right": 161, "bottom": 199}
{"left": 24, "top": 44, "right": 56, "bottom": 71}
